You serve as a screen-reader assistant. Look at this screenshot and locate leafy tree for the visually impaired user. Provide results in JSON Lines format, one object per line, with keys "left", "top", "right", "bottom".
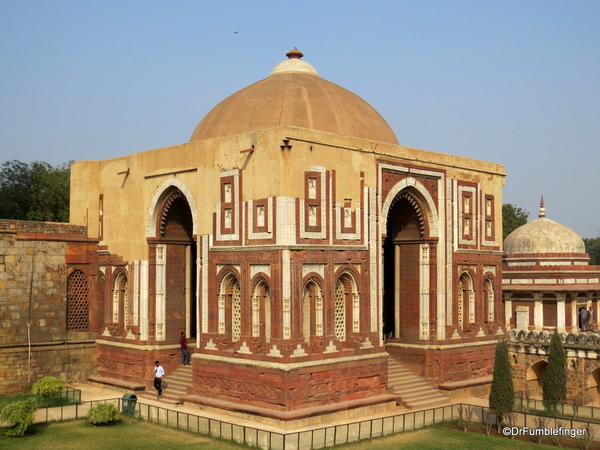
{"left": 583, "top": 237, "right": 600, "bottom": 266}
{"left": 0, "top": 160, "right": 71, "bottom": 222}
{"left": 489, "top": 340, "right": 514, "bottom": 429}
{"left": 543, "top": 330, "right": 567, "bottom": 414}
{"left": 502, "top": 203, "right": 529, "bottom": 241}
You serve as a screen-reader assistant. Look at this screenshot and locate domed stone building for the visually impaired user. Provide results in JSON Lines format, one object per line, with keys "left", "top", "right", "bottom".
{"left": 504, "top": 198, "right": 600, "bottom": 399}
{"left": 503, "top": 198, "right": 600, "bottom": 332}
{"left": 68, "top": 50, "right": 507, "bottom": 421}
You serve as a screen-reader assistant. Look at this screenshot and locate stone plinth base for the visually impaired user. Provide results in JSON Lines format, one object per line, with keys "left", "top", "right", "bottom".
{"left": 88, "top": 376, "right": 146, "bottom": 393}
{"left": 439, "top": 376, "right": 492, "bottom": 399}
{"left": 189, "top": 352, "right": 389, "bottom": 413}
{"left": 385, "top": 340, "right": 497, "bottom": 385}
{"left": 182, "top": 394, "right": 398, "bottom": 430}
{"left": 96, "top": 340, "right": 181, "bottom": 388}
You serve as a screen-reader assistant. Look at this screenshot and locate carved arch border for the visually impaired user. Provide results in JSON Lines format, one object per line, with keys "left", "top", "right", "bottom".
{"left": 146, "top": 177, "right": 198, "bottom": 238}
{"left": 112, "top": 267, "right": 129, "bottom": 284}
{"left": 216, "top": 265, "right": 242, "bottom": 290}
{"left": 483, "top": 272, "right": 496, "bottom": 289}
{"left": 333, "top": 266, "right": 361, "bottom": 294}
{"left": 302, "top": 273, "right": 324, "bottom": 293}
{"left": 250, "top": 273, "right": 271, "bottom": 293}
{"left": 458, "top": 266, "right": 476, "bottom": 283}
{"left": 381, "top": 177, "right": 439, "bottom": 238}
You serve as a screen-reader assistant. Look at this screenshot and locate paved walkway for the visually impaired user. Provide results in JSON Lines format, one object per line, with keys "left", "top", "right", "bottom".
{"left": 71, "top": 382, "right": 490, "bottom": 434}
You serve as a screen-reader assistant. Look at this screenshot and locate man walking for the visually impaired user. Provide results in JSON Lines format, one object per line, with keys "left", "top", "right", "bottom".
{"left": 154, "top": 360, "right": 165, "bottom": 399}
{"left": 579, "top": 307, "right": 588, "bottom": 332}
{"left": 180, "top": 332, "right": 190, "bottom": 365}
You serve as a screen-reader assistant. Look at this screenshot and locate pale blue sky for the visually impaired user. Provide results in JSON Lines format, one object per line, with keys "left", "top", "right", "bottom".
{"left": 1, "top": 1, "right": 598, "bottom": 237}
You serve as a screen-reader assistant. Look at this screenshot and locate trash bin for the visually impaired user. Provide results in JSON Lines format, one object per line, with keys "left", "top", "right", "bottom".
{"left": 122, "top": 394, "right": 137, "bottom": 415}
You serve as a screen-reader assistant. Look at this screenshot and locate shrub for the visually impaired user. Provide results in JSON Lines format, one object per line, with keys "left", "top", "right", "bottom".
{"left": 31, "top": 377, "right": 66, "bottom": 407}
{"left": 0, "top": 399, "right": 37, "bottom": 437}
{"left": 31, "top": 377, "right": 65, "bottom": 396}
{"left": 87, "top": 403, "right": 120, "bottom": 426}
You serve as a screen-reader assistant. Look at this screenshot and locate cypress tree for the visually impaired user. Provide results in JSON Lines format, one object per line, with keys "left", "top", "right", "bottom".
{"left": 489, "top": 340, "right": 514, "bottom": 427}
{"left": 543, "top": 330, "right": 567, "bottom": 414}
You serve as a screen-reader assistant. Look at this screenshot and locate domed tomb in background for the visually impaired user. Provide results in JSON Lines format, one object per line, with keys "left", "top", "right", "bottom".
{"left": 504, "top": 198, "right": 587, "bottom": 265}
{"left": 502, "top": 197, "right": 600, "bottom": 336}
{"left": 189, "top": 49, "right": 399, "bottom": 144}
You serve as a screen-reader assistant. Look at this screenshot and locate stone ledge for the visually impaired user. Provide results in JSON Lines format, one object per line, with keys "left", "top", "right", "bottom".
{"left": 439, "top": 376, "right": 493, "bottom": 391}
{"left": 88, "top": 376, "right": 145, "bottom": 392}
{"left": 182, "top": 393, "right": 398, "bottom": 428}
{"left": 439, "top": 376, "right": 492, "bottom": 400}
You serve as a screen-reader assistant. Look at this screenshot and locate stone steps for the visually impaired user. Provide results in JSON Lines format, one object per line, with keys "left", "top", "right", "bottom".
{"left": 139, "top": 365, "right": 193, "bottom": 405}
{"left": 387, "top": 356, "right": 449, "bottom": 410}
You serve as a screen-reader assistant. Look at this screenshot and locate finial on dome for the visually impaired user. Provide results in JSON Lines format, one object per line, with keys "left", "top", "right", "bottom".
{"left": 539, "top": 196, "right": 546, "bottom": 218}
{"left": 270, "top": 49, "right": 318, "bottom": 76}
{"left": 286, "top": 48, "right": 304, "bottom": 60}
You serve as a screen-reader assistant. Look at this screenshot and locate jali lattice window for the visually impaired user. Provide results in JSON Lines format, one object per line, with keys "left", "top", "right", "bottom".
{"left": 67, "top": 270, "right": 89, "bottom": 331}
{"left": 485, "top": 277, "right": 494, "bottom": 322}
{"left": 334, "top": 280, "right": 346, "bottom": 341}
{"left": 231, "top": 280, "right": 241, "bottom": 342}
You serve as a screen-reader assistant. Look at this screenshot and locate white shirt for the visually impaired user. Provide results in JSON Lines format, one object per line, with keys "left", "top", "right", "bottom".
{"left": 154, "top": 365, "right": 165, "bottom": 378}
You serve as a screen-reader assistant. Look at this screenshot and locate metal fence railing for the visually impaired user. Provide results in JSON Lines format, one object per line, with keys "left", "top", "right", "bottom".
{"left": 514, "top": 393, "right": 600, "bottom": 421}
{"left": 18, "top": 399, "right": 600, "bottom": 450}
{"left": 32, "top": 398, "right": 118, "bottom": 424}
{"left": 133, "top": 402, "right": 459, "bottom": 450}
{"left": 0, "top": 386, "right": 81, "bottom": 410}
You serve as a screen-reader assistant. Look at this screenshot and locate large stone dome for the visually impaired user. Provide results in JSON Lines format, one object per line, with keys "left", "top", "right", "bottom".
{"left": 189, "top": 49, "right": 399, "bottom": 144}
{"left": 504, "top": 201, "right": 585, "bottom": 255}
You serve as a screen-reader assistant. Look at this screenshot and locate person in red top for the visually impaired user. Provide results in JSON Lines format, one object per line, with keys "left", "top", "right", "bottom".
{"left": 180, "top": 332, "right": 190, "bottom": 365}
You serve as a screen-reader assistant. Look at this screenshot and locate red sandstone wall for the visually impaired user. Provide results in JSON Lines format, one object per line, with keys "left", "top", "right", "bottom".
{"left": 189, "top": 355, "right": 388, "bottom": 412}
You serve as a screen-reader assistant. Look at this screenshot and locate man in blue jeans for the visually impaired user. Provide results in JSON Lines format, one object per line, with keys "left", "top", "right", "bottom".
{"left": 180, "top": 332, "right": 190, "bottom": 365}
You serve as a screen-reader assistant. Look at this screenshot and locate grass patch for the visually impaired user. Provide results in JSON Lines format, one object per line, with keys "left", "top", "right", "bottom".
{"left": 331, "top": 426, "right": 556, "bottom": 449}
{"left": 0, "top": 418, "right": 244, "bottom": 450}
{"left": 0, "top": 418, "right": 560, "bottom": 450}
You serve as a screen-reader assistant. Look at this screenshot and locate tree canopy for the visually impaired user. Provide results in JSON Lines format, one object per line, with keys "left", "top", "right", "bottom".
{"left": 502, "top": 203, "right": 529, "bottom": 241}
{"left": 0, "top": 160, "right": 71, "bottom": 222}
{"left": 584, "top": 237, "right": 600, "bottom": 266}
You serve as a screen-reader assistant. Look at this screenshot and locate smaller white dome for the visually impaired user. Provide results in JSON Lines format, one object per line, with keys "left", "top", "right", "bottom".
{"left": 270, "top": 48, "right": 319, "bottom": 76}
{"left": 504, "top": 217, "right": 585, "bottom": 255}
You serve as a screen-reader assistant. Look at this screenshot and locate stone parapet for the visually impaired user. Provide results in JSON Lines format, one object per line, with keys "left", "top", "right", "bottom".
{"left": 509, "top": 329, "right": 600, "bottom": 349}
{"left": 0, "top": 219, "right": 86, "bottom": 235}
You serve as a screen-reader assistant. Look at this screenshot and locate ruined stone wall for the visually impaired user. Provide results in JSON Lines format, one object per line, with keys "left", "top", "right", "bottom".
{"left": 508, "top": 329, "right": 600, "bottom": 401}
{"left": 0, "top": 222, "right": 97, "bottom": 394}
{"left": 1, "top": 341, "right": 97, "bottom": 394}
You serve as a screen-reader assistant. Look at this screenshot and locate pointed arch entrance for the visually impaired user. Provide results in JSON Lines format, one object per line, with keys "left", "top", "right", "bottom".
{"left": 382, "top": 184, "right": 437, "bottom": 341}
{"left": 152, "top": 186, "right": 197, "bottom": 340}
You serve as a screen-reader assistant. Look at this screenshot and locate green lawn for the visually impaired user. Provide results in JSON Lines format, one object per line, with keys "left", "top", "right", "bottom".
{"left": 0, "top": 418, "right": 241, "bottom": 450}
{"left": 333, "top": 426, "right": 556, "bottom": 450}
{"left": 0, "top": 419, "right": 558, "bottom": 450}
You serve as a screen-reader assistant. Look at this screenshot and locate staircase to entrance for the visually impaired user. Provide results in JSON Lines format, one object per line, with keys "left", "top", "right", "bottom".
{"left": 387, "top": 356, "right": 450, "bottom": 410}
{"left": 140, "top": 365, "right": 193, "bottom": 405}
